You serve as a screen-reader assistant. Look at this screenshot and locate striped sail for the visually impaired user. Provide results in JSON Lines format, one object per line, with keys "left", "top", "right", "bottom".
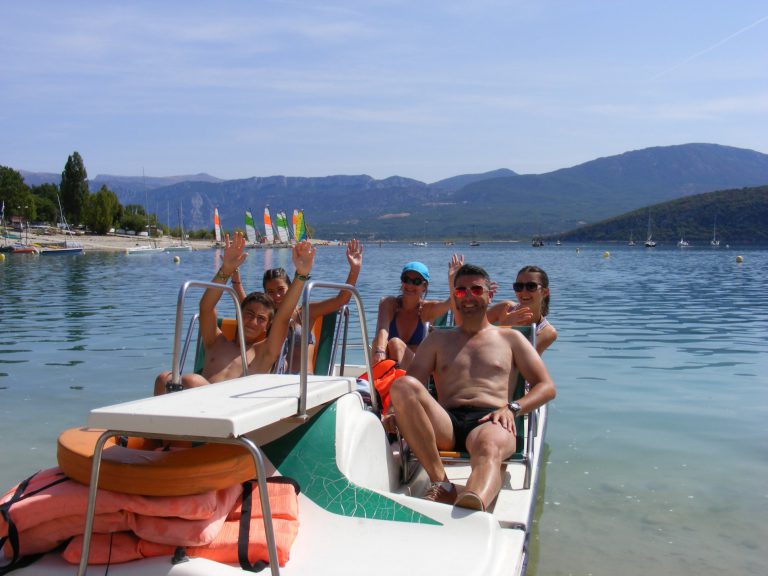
{"left": 263, "top": 207, "right": 275, "bottom": 244}
{"left": 292, "top": 210, "right": 299, "bottom": 240}
{"left": 245, "top": 210, "right": 258, "bottom": 244}
{"left": 214, "top": 208, "right": 222, "bottom": 243}
{"left": 275, "top": 211, "right": 290, "bottom": 244}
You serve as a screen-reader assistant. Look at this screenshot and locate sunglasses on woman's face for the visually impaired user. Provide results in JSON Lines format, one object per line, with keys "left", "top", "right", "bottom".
{"left": 513, "top": 281, "right": 541, "bottom": 292}
{"left": 401, "top": 275, "right": 425, "bottom": 286}
{"left": 454, "top": 285, "right": 486, "bottom": 298}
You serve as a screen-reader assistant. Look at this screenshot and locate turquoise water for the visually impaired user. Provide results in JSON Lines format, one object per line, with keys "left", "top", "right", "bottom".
{"left": 1, "top": 243, "right": 767, "bottom": 575}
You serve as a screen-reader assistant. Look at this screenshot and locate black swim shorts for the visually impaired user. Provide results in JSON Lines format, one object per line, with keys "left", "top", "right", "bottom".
{"left": 447, "top": 405, "right": 497, "bottom": 453}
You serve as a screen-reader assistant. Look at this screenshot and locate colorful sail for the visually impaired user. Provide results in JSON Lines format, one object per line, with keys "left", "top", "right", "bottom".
{"left": 292, "top": 210, "right": 299, "bottom": 240}
{"left": 275, "top": 211, "right": 290, "bottom": 244}
{"left": 263, "top": 207, "right": 275, "bottom": 244}
{"left": 295, "top": 210, "right": 307, "bottom": 241}
{"left": 245, "top": 210, "right": 258, "bottom": 245}
{"left": 214, "top": 208, "right": 222, "bottom": 243}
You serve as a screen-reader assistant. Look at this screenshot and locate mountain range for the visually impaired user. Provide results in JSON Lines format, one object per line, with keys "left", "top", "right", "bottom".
{"left": 19, "top": 143, "right": 768, "bottom": 241}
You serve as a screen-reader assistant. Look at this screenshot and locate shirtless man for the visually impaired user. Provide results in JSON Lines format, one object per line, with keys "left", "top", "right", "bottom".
{"left": 388, "top": 263, "right": 556, "bottom": 511}
{"left": 153, "top": 232, "right": 316, "bottom": 394}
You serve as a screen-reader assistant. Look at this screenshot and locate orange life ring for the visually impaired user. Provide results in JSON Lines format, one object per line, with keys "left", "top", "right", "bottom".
{"left": 57, "top": 427, "right": 256, "bottom": 497}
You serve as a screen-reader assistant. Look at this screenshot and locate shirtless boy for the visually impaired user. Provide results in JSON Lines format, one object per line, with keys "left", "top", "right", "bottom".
{"left": 389, "top": 263, "right": 556, "bottom": 511}
{"left": 154, "top": 232, "right": 316, "bottom": 394}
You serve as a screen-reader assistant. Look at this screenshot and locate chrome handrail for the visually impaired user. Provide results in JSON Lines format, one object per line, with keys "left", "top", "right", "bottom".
{"left": 170, "top": 281, "right": 249, "bottom": 387}
{"left": 299, "top": 281, "right": 375, "bottom": 415}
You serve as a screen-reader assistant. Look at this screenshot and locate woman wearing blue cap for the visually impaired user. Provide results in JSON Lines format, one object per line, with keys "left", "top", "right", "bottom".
{"left": 371, "top": 258, "right": 457, "bottom": 369}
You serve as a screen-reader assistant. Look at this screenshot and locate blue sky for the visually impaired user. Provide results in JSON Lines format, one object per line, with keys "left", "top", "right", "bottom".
{"left": 1, "top": 1, "right": 766, "bottom": 183}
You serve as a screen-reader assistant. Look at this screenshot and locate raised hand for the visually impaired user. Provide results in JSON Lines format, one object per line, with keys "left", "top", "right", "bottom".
{"left": 448, "top": 253, "right": 464, "bottom": 284}
{"left": 346, "top": 238, "right": 363, "bottom": 271}
{"left": 498, "top": 303, "right": 534, "bottom": 326}
{"left": 292, "top": 240, "right": 316, "bottom": 276}
{"left": 222, "top": 232, "right": 248, "bottom": 274}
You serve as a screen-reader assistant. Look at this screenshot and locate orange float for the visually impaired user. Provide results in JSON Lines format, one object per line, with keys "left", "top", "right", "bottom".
{"left": 57, "top": 427, "right": 256, "bottom": 496}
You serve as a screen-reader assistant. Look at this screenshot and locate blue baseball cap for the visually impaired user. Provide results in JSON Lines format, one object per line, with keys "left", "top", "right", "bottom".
{"left": 401, "top": 261, "right": 430, "bottom": 282}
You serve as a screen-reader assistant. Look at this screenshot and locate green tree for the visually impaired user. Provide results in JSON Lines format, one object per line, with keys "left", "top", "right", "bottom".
{"left": 0, "top": 165, "right": 36, "bottom": 221}
{"left": 29, "top": 183, "right": 59, "bottom": 223}
{"left": 85, "top": 185, "right": 121, "bottom": 234}
{"left": 120, "top": 204, "right": 147, "bottom": 233}
{"left": 60, "top": 151, "right": 89, "bottom": 225}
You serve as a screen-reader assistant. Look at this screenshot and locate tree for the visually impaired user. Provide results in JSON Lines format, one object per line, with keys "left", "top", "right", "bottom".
{"left": 60, "top": 151, "right": 89, "bottom": 225}
{"left": 85, "top": 185, "right": 120, "bottom": 234}
{"left": 29, "top": 183, "right": 59, "bottom": 223}
{"left": 0, "top": 165, "right": 36, "bottom": 221}
{"left": 120, "top": 204, "right": 147, "bottom": 233}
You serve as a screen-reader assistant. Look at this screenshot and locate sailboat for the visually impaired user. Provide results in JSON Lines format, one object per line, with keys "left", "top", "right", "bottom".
{"left": 40, "top": 194, "right": 84, "bottom": 255}
{"left": 213, "top": 208, "right": 222, "bottom": 245}
{"left": 126, "top": 178, "right": 163, "bottom": 254}
{"left": 294, "top": 210, "right": 309, "bottom": 242}
{"left": 677, "top": 236, "right": 690, "bottom": 248}
{"left": 711, "top": 216, "right": 721, "bottom": 247}
{"left": 164, "top": 204, "right": 193, "bottom": 252}
{"left": 244, "top": 209, "right": 261, "bottom": 247}
{"left": 263, "top": 207, "right": 275, "bottom": 245}
{"left": 644, "top": 210, "right": 656, "bottom": 248}
{"left": 275, "top": 211, "right": 291, "bottom": 245}
{"left": 628, "top": 231, "right": 636, "bottom": 246}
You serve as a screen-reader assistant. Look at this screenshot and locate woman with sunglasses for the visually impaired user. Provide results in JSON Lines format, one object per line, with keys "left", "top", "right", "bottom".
{"left": 371, "top": 258, "right": 458, "bottom": 369}
{"left": 490, "top": 265, "right": 557, "bottom": 354}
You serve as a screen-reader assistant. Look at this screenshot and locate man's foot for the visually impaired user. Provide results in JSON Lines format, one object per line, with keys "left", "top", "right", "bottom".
{"left": 454, "top": 490, "right": 486, "bottom": 511}
{"left": 423, "top": 481, "right": 457, "bottom": 505}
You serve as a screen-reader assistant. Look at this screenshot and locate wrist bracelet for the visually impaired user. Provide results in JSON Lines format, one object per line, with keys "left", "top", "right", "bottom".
{"left": 295, "top": 272, "right": 311, "bottom": 282}
{"left": 374, "top": 348, "right": 386, "bottom": 354}
{"left": 214, "top": 269, "right": 230, "bottom": 282}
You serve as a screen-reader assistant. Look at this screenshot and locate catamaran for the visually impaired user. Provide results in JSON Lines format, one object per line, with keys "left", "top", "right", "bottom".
{"left": 244, "top": 209, "right": 262, "bottom": 247}
{"left": 213, "top": 208, "right": 223, "bottom": 245}
{"left": 275, "top": 211, "right": 291, "bottom": 245}
{"left": 263, "top": 207, "right": 275, "bottom": 245}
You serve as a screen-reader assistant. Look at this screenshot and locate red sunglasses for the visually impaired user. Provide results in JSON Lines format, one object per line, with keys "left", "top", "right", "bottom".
{"left": 454, "top": 285, "right": 486, "bottom": 298}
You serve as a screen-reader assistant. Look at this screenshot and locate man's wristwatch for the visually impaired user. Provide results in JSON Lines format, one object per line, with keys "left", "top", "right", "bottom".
{"left": 507, "top": 401, "right": 522, "bottom": 415}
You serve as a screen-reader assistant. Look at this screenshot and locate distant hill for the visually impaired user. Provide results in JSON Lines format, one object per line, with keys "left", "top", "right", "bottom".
{"left": 16, "top": 143, "right": 768, "bottom": 240}
{"left": 19, "top": 170, "right": 222, "bottom": 193}
{"left": 429, "top": 168, "right": 517, "bottom": 192}
{"left": 557, "top": 185, "right": 768, "bottom": 244}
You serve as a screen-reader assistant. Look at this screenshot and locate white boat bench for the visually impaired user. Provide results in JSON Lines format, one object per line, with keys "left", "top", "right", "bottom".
{"left": 78, "top": 374, "right": 357, "bottom": 576}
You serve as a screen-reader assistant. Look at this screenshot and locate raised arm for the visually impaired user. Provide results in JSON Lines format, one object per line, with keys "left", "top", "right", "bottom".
{"left": 424, "top": 253, "right": 463, "bottom": 322}
{"left": 307, "top": 239, "right": 364, "bottom": 322}
{"left": 231, "top": 267, "right": 247, "bottom": 303}
{"left": 199, "top": 232, "right": 248, "bottom": 348}
{"left": 263, "top": 240, "right": 316, "bottom": 362}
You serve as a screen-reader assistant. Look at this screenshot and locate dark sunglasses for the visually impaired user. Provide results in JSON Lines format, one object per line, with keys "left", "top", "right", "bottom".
{"left": 513, "top": 281, "right": 541, "bottom": 292}
{"left": 454, "top": 285, "right": 486, "bottom": 298}
{"left": 401, "top": 275, "right": 426, "bottom": 286}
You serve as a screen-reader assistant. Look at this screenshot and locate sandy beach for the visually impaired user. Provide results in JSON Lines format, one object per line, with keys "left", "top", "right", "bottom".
{"left": 11, "top": 230, "right": 339, "bottom": 252}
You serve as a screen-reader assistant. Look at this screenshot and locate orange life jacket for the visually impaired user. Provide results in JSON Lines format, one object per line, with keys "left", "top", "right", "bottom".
{"left": 360, "top": 359, "right": 406, "bottom": 413}
{"left": 1, "top": 468, "right": 299, "bottom": 570}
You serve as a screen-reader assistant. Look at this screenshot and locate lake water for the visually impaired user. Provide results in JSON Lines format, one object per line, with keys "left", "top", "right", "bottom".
{"left": 1, "top": 242, "right": 766, "bottom": 575}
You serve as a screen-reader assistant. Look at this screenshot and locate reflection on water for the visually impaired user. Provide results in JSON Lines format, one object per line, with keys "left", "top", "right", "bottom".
{"left": 1, "top": 244, "right": 767, "bottom": 574}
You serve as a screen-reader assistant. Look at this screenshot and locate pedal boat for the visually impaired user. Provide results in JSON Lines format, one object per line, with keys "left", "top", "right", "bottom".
{"left": 3, "top": 280, "right": 548, "bottom": 576}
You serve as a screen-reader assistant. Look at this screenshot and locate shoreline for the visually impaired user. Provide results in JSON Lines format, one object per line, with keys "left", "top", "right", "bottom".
{"left": 13, "top": 231, "right": 340, "bottom": 252}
